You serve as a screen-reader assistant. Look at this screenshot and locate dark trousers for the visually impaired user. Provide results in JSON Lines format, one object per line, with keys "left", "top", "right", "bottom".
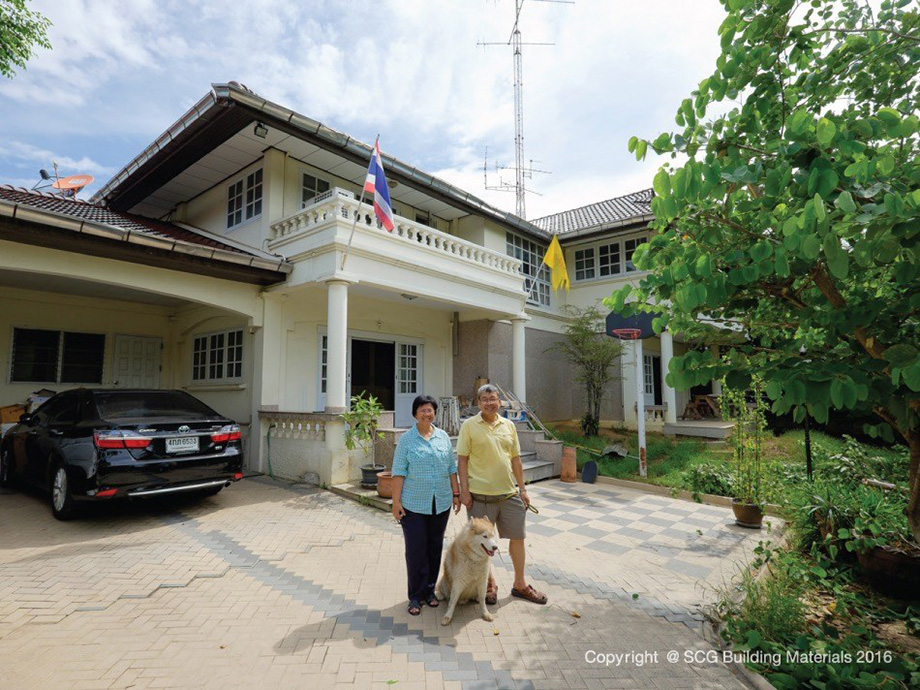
{"left": 400, "top": 502, "right": 450, "bottom": 602}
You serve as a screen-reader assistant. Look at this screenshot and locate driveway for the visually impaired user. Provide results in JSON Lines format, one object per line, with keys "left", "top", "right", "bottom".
{"left": 0, "top": 477, "right": 767, "bottom": 689}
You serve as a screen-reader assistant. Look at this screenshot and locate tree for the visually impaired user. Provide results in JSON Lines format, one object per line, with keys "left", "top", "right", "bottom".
{"left": 608, "top": 0, "right": 920, "bottom": 538}
{"left": 547, "top": 306, "right": 623, "bottom": 436}
{"left": 0, "top": 0, "right": 51, "bottom": 78}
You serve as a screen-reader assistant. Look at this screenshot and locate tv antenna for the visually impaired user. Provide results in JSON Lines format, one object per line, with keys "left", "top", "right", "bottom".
{"left": 479, "top": 0, "right": 572, "bottom": 219}
{"left": 30, "top": 161, "right": 94, "bottom": 200}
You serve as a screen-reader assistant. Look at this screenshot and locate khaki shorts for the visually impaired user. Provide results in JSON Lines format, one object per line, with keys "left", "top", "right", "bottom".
{"left": 468, "top": 493, "right": 526, "bottom": 540}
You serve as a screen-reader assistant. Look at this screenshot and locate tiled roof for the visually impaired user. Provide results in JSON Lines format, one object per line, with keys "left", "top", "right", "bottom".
{"left": 0, "top": 185, "right": 247, "bottom": 255}
{"left": 532, "top": 188, "right": 654, "bottom": 235}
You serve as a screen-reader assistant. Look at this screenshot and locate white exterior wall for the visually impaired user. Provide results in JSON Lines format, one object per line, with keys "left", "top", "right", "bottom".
{"left": 0, "top": 287, "right": 173, "bottom": 406}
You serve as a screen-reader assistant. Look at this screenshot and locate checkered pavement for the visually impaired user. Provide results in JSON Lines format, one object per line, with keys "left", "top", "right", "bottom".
{"left": 0, "top": 477, "right": 766, "bottom": 689}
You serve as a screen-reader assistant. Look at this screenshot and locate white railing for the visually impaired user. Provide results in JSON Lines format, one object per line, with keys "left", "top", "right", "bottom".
{"left": 633, "top": 403, "right": 668, "bottom": 423}
{"left": 270, "top": 188, "right": 523, "bottom": 278}
{"left": 260, "top": 411, "right": 332, "bottom": 441}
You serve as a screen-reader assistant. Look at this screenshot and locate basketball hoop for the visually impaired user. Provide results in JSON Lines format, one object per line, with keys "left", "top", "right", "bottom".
{"left": 610, "top": 328, "right": 642, "bottom": 340}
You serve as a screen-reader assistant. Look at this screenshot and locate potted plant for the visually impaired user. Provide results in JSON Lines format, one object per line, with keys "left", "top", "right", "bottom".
{"left": 341, "top": 392, "right": 385, "bottom": 488}
{"left": 723, "top": 383, "right": 766, "bottom": 528}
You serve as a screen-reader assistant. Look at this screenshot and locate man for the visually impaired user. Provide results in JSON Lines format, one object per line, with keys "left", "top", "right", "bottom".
{"left": 457, "top": 384, "right": 548, "bottom": 606}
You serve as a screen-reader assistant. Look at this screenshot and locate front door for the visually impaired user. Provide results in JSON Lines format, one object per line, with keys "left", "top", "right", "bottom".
{"left": 395, "top": 343, "right": 421, "bottom": 427}
{"left": 643, "top": 354, "right": 662, "bottom": 407}
{"left": 113, "top": 335, "right": 162, "bottom": 388}
{"left": 350, "top": 339, "right": 395, "bottom": 411}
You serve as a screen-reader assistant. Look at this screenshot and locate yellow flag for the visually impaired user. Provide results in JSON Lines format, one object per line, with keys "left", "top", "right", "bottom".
{"left": 542, "top": 234, "right": 570, "bottom": 292}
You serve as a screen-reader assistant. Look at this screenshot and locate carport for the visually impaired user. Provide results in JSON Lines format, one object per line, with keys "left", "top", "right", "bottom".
{"left": 0, "top": 186, "right": 290, "bottom": 465}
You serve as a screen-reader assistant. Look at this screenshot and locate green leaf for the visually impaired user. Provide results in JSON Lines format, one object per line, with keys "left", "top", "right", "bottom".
{"left": 877, "top": 155, "right": 895, "bottom": 176}
{"left": 876, "top": 107, "right": 901, "bottom": 127}
{"left": 695, "top": 254, "right": 712, "bottom": 277}
{"left": 834, "top": 191, "right": 857, "bottom": 214}
{"left": 725, "top": 370, "right": 751, "bottom": 390}
{"left": 627, "top": 136, "right": 638, "bottom": 153}
{"left": 653, "top": 169, "right": 671, "bottom": 197}
{"left": 904, "top": 363, "right": 920, "bottom": 392}
{"left": 823, "top": 233, "right": 848, "bottom": 279}
{"left": 787, "top": 109, "right": 811, "bottom": 135}
{"left": 814, "top": 194, "right": 826, "bottom": 222}
{"left": 830, "top": 379, "right": 844, "bottom": 408}
{"left": 801, "top": 234, "right": 821, "bottom": 260}
{"left": 635, "top": 140, "right": 648, "bottom": 161}
{"left": 816, "top": 168, "right": 838, "bottom": 198}
{"left": 816, "top": 117, "right": 836, "bottom": 145}
{"left": 883, "top": 343, "right": 918, "bottom": 367}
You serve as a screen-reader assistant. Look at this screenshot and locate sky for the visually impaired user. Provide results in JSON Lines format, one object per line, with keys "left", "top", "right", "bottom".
{"left": 0, "top": 0, "right": 728, "bottom": 221}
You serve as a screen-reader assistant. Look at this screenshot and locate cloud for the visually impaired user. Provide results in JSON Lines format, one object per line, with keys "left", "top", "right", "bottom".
{"left": 0, "top": 0, "right": 729, "bottom": 219}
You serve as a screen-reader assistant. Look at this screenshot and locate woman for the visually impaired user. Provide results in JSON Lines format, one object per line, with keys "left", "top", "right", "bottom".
{"left": 391, "top": 395, "right": 461, "bottom": 616}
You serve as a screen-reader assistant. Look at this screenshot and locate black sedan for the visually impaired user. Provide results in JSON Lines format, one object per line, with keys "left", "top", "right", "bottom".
{"left": 0, "top": 389, "right": 244, "bottom": 519}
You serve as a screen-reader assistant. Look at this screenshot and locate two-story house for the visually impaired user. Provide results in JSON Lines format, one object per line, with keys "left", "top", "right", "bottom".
{"left": 0, "top": 82, "right": 712, "bottom": 487}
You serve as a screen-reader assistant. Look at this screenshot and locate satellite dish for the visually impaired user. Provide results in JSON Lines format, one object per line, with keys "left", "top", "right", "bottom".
{"left": 52, "top": 174, "right": 94, "bottom": 191}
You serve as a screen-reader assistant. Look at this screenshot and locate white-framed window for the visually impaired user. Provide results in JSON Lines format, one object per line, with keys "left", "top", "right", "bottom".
{"left": 192, "top": 329, "right": 243, "bottom": 381}
{"left": 227, "top": 169, "right": 262, "bottom": 228}
{"left": 398, "top": 343, "right": 418, "bottom": 394}
{"left": 10, "top": 328, "right": 105, "bottom": 383}
{"left": 506, "top": 232, "right": 550, "bottom": 307}
{"left": 599, "top": 242, "right": 621, "bottom": 276}
{"left": 320, "top": 335, "right": 327, "bottom": 394}
{"left": 571, "top": 234, "right": 649, "bottom": 282}
{"left": 574, "top": 247, "right": 595, "bottom": 281}
{"left": 625, "top": 236, "right": 648, "bottom": 272}
{"left": 302, "top": 173, "right": 330, "bottom": 208}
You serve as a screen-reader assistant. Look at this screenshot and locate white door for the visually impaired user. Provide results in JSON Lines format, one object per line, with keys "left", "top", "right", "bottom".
{"left": 395, "top": 343, "right": 421, "bottom": 427}
{"left": 113, "top": 335, "right": 162, "bottom": 388}
{"left": 643, "top": 354, "right": 659, "bottom": 407}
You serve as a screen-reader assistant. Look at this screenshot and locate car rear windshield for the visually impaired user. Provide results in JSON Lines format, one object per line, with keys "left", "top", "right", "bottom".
{"left": 93, "top": 391, "right": 221, "bottom": 420}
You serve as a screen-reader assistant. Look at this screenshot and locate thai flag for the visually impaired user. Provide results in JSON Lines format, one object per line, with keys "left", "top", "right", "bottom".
{"left": 363, "top": 138, "right": 395, "bottom": 232}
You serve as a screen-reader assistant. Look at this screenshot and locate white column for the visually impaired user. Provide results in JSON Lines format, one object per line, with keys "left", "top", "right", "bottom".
{"left": 634, "top": 338, "right": 647, "bottom": 477}
{"left": 710, "top": 344, "right": 723, "bottom": 396}
{"left": 660, "top": 331, "right": 677, "bottom": 424}
{"left": 325, "top": 279, "right": 350, "bottom": 413}
{"left": 511, "top": 316, "right": 527, "bottom": 402}
{"left": 250, "top": 294, "right": 283, "bottom": 473}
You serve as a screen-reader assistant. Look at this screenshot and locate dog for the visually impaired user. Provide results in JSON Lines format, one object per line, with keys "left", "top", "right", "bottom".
{"left": 437, "top": 516, "right": 499, "bottom": 625}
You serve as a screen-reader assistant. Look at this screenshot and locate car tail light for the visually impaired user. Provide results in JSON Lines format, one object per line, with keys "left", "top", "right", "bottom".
{"left": 233, "top": 472, "right": 243, "bottom": 480}
{"left": 95, "top": 488, "right": 117, "bottom": 498}
{"left": 94, "top": 431, "right": 152, "bottom": 449}
{"left": 211, "top": 425, "right": 242, "bottom": 443}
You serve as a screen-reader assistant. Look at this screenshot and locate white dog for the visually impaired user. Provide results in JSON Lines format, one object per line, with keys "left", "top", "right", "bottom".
{"left": 437, "top": 516, "right": 499, "bottom": 625}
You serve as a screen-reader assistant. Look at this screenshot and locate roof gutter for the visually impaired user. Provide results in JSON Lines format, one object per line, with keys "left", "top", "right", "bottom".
{"left": 0, "top": 198, "right": 292, "bottom": 275}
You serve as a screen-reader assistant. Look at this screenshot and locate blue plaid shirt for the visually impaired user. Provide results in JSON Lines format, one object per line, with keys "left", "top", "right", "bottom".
{"left": 391, "top": 424, "right": 457, "bottom": 515}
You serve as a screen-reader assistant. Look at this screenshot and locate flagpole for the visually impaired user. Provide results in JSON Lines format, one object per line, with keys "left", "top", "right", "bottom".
{"left": 341, "top": 135, "right": 379, "bottom": 271}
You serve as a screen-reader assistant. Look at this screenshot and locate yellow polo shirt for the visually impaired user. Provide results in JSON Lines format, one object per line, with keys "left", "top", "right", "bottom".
{"left": 457, "top": 412, "right": 520, "bottom": 495}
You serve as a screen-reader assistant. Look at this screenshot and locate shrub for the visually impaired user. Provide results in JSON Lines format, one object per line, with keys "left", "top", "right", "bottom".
{"left": 683, "top": 462, "right": 734, "bottom": 500}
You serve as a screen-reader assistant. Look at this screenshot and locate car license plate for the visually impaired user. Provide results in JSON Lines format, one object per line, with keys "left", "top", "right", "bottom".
{"left": 166, "top": 436, "right": 199, "bottom": 454}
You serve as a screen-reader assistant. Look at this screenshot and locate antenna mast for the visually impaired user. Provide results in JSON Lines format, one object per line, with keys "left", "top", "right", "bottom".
{"left": 479, "top": 0, "right": 572, "bottom": 219}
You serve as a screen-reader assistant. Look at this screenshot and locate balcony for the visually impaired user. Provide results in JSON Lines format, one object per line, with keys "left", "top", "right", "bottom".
{"left": 268, "top": 188, "right": 525, "bottom": 311}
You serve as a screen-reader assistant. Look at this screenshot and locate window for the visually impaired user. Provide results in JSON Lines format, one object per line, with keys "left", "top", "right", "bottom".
{"left": 625, "top": 236, "right": 648, "bottom": 272}
{"left": 574, "top": 248, "right": 595, "bottom": 281}
{"left": 302, "top": 173, "right": 330, "bottom": 207}
{"left": 227, "top": 169, "right": 263, "bottom": 228}
{"left": 320, "top": 335, "right": 327, "bottom": 394}
{"left": 10, "top": 328, "right": 104, "bottom": 383}
{"left": 644, "top": 354, "right": 655, "bottom": 396}
{"left": 398, "top": 344, "right": 418, "bottom": 395}
{"left": 192, "top": 329, "right": 244, "bottom": 381}
{"left": 506, "top": 232, "right": 550, "bottom": 307}
{"left": 415, "top": 213, "right": 430, "bottom": 227}
{"left": 599, "top": 242, "right": 621, "bottom": 276}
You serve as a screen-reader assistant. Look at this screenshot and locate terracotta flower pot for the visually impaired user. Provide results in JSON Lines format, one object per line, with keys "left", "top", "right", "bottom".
{"left": 376, "top": 471, "right": 393, "bottom": 499}
{"left": 560, "top": 446, "right": 577, "bottom": 482}
{"left": 731, "top": 499, "right": 764, "bottom": 529}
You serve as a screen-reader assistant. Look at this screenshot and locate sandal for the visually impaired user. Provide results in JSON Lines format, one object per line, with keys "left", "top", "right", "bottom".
{"left": 485, "top": 581, "right": 498, "bottom": 606}
{"left": 425, "top": 595, "right": 439, "bottom": 608}
{"left": 511, "top": 584, "right": 548, "bottom": 605}
{"left": 408, "top": 600, "right": 421, "bottom": 616}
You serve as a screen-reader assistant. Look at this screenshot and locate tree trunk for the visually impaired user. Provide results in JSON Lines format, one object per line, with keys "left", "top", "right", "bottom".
{"left": 908, "top": 430, "right": 920, "bottom": 544}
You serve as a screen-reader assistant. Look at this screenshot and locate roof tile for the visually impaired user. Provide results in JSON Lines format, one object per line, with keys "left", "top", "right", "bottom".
{"left": 0, "top": 185, "right": 248, "bottom": 255}
{"left": 532, "top": 188, "right": 654, "bottom": 235}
